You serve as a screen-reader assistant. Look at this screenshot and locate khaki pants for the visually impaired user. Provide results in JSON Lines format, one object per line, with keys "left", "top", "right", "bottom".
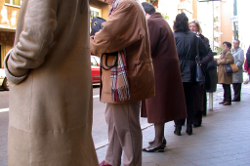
{"left": 105, "top": 101, "right": 142, "bottom": 166}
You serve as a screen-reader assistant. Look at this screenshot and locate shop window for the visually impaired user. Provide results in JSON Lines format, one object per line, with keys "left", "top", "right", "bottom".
{"left": 5, "top": 0, "right": 21, "bottom": 7}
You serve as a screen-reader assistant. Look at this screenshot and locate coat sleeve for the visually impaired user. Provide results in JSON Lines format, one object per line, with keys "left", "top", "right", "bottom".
{"left": 247, "top": 46, "right": 250, "bottom": 66}
{"left": 198, "top": 37, "right": 208, "bottom": 59}
{"left": 200, "top": 37, "right": 213, "bottom": 66}
{"left": 4, "top": 0, "right": 57, "bottom": 84}
{"left": 220, "top": 52, "right": 234, "bottom": 65}
{"left": 90, "top": 1, "right": 143, "bottom": 54}
{"left": 147, "top": 19, "right": 160, "bottom": 56}
{"left": 235, "top": 49, "right": 244, "bottom": 68}
{"left": 244, "top": 59, "right": 249, "bottom": 71}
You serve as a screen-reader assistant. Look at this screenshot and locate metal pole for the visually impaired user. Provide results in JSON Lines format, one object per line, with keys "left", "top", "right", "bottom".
{"left": 209, "top": 1, "right": 214, "bottom": 111}
{"left": 209, "top": 92, "right": 213, "bottom": 111}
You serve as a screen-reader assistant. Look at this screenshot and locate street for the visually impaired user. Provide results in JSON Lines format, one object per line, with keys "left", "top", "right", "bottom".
{"left": 1, "top": 75, "right": 249, "bottom": 165}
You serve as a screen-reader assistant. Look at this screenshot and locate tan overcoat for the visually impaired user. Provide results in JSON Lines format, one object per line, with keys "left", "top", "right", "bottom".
{"left": 90, "top": 0, "right": 155, "bottom": 104}
{"left": 141, "top": 13, "right": 187, "bottom": 123}
{"left": 4, "top": 0, "right": 98, "bottom": 165}
{"left": 218, "top": 50, "right": 234, "bottom": 84}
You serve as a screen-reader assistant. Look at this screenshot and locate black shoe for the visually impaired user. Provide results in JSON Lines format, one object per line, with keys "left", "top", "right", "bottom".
{"left": 193, "top": 121, "right": 201, "bottom": 128}
{"left": 174, "top": 126, "right": 181, "bottom": 136}
{"left": 148, "top": 138, "right": 167, "bottom": 145}
{"left": 142, "top": 144, "right": 165, "bottom": 152}
{"left": 186, "top": 125, "right": 193, "bottom": 135}
{"left": 193, "top": 124, "right": 201, "bottom": 128}
{"left": 232, "top": 99, "right": 240, "bottom": 102}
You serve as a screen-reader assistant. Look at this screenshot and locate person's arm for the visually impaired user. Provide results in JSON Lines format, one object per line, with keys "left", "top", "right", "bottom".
{"left": 147, "top": 19, "right": 160, "bottom": 56}
{"left": 235, "top": 49, "right": 244, "bottom": 68}
{"left": 220, "top": 51, "right": 234, "bottom": 64}
{"left": 90, "top": 1, "right": 143, "bottom": 55}
{"left": 198, "top": 37, "right": 208, "bottom": 59}
{"left": 246, "top": 46, "right": 250, "bottom": 66}
{"left": 4, "top": 0, "right": 57, "bottom": 84}
{"left": 244, "top": 59, "right": 248, "bottom": 71}
{"left": 200, "top": 37, "right": 213, "bottom": 66}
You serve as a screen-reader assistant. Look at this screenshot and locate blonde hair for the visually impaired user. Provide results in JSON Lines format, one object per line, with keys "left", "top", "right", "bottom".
{"left": 189, "top": 19, "right": 202, "bottom": 34}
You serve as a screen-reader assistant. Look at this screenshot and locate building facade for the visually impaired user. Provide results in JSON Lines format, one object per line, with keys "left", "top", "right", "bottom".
{"left": 0, "top": 0, "right": 20, "bottom": 67}
{"left": 0, "top": 0, "right": 109, "bottom": 67}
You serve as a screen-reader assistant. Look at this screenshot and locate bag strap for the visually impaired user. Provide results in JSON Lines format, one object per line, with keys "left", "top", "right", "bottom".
{"left": 100, "top": 53, "right": 118, "bottom": 70}
{"left": 196, "top": 36, "right": 200, "bottom": 62}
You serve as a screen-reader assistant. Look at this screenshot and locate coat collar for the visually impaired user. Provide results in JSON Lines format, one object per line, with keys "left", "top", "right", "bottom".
{"left": 149, "top": 13, "right": 163, "bottom": 19}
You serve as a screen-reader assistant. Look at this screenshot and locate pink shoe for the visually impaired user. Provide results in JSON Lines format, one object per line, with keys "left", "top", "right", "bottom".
{"left": 99, "top": 160, "right": 112, "bottom": 166}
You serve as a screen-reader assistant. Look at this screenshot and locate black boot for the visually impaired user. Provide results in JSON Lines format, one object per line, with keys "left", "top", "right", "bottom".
{"left": 186, "top": 125, "right": 193, "bottom": 135}
{"left": 174, "top": 126, "right": 182, "bottom": 136}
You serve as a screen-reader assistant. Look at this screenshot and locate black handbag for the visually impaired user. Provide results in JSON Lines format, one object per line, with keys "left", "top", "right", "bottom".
{"left": 90, "top": 17, "right": 106, "bottom": 36}
{"left": 195, "top": 38, "right": 205, "bottom": 85}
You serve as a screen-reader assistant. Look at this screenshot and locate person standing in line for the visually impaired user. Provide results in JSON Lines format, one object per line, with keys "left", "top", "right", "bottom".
{"left": 90, "top": 0, "right": 155, "bottom": 165}
{"left": 189, "top": 19, "right": 214, "bottom": 127}
{"left": 140, "top": 2, "right": 187, "bottom": 152}
{"left": 173, "top": 13, "right": 208, "bottom": 136}
{"left": 4, "top": 0, "right": 98, "bottom": 165}
{"left": 232, "top": 39, "right": 244, "bottom": 102}
{"left": 218, "top": 42, "right": 234, "bottom": 105}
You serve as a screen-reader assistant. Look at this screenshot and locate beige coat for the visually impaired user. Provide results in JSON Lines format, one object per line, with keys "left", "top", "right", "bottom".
{"left": 218, "top": 50, "right": 234, "bottom": 84}
{"left": 90, "top": 0, "right": 155, "bottom": 104}
{"left": 4, "top": 0, "right": 98, "bottom": 165}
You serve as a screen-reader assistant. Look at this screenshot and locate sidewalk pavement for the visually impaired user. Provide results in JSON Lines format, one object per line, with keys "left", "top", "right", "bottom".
{"left": 96, "top": 83, "right": 250, "bottom": 166}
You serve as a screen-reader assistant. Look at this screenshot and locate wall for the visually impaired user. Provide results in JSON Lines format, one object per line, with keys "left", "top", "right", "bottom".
{"left": 220, "top": 1, "right": 233, "bottom": 46}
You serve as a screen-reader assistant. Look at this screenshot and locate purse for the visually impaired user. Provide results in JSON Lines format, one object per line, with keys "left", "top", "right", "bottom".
{"left": 225, "top": 64, "right": 239, "bottom": 73}
{"left": 195, "top": 38, "right": 205, "bottom": 85}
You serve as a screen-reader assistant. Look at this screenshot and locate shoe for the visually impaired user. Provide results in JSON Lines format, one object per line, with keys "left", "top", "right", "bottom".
{"left": 174, "top": 126, "right": 181, "bottom": 136}
{"left": 223, "top": 101, "right": 231, "bottom": 105}
{"left": 142, "top": 144, "right": 165, "bottom": 152}
{"left": 148, "top": 138, "right": 167, "bottom": 145}
{"left": 186, "top": 125, "right": 193, "bottom": 135}
{"left": 219, "top": 101, "right": 225, "bottom": 104}
{"left": 232, "top": 99, "right": 240, "bottom": 102}
{"left": 193, "top": 123, "right": 201, "bottom": 128}
{"left": 99, "top": 161, "right": 112, "bottom": 166}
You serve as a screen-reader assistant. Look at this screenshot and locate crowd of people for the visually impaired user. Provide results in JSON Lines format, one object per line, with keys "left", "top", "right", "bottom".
{"left": 4, "top": 0, "right": 249, "bottom": 166}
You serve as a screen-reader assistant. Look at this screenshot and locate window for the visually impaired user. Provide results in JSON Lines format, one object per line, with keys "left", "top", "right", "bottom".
{"left": 90, "top": 7, "right": 101, "bottom": 21}
{"left": 5, "top": 0, "right": 21, "bottom": 7}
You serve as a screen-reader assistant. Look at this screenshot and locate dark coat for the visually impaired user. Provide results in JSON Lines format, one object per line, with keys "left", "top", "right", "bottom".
{"left": 198, "top": 34, "right": 216, "bottom": 90}
{"left": 174, "top": 31, "right": 208, "bottom": 83}
{"left": 246, "top": 45, "right": 250, "bottom": 67}
{"left": 141, "top": 13, "right": 187, "bottom": 123}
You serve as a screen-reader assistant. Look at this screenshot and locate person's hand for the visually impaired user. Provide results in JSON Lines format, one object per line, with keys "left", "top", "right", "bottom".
{"left": 217, "top": 60, "right": 221, "bottom": 65}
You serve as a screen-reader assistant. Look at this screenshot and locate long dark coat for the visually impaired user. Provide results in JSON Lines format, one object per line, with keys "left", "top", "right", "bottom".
{"left": 141, "top": 13, "right": 187, "bottom": 123}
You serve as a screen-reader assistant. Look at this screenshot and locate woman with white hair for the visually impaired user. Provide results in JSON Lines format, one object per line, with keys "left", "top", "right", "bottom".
{"left": 189, "top": 19, "right": 214, "bottom": 127}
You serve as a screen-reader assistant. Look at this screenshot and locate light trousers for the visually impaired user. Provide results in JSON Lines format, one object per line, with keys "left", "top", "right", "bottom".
{"left": 105, "top": 101, "right": 142, "bottom": 166}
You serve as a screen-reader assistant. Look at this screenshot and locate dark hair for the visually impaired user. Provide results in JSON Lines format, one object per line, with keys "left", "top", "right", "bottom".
{"left": 223, "top": 41, "right": 232, "bottom": 49}
{"left": 141, "top": 2, "right": 156, "bottom": 15}
{"left": 173, "top": 13, "right": 190, "bottom": 32}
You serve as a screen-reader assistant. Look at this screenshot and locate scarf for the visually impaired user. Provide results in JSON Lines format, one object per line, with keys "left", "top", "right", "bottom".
{"left": 109, "top": 0, "right": 130, "bottom": 102}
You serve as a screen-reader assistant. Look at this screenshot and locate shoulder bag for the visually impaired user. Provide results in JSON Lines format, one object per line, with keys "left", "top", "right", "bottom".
{"left": 225, "top": 63, "right": 239, "bottom": 73}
